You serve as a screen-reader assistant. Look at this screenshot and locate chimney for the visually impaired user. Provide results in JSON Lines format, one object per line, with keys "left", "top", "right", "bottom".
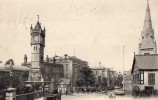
{"left": 46, "top": 55, "right": 49, "bottom": 62}
{"left": 24, "top": 54, "right": 27, "bottom": 63}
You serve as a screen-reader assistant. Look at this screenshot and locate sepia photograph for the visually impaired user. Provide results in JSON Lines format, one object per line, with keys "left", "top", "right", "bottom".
{"left": 0, "top": 0, "right": 158, "bottom": 100}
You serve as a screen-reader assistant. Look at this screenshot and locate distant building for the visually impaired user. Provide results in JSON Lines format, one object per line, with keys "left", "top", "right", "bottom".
{"left": 53, "top": 55, "right": 89, "bottom": 87}
{"left": 56, "top": 78, "right": 71, "bottom": 94}
{"left": 91, "top": 68, "right": 107, "bottom": 84}
{"left": 131, "top": 54, "right": 158, "bottom": 90}
{"left": 0, "top": 59, "right": 29, "bottom": 81}
{"left": 91, "top": 65, "right": 116, "bottom": 86}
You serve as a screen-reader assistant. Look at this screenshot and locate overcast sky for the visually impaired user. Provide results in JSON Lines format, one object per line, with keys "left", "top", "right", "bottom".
{"left": 0, "top": 0, "right": 158, "bottom": 72}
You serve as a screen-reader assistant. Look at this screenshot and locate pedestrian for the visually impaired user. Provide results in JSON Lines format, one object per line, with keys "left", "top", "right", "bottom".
{"left": 66, "top": 90, "right": 68, "bottom": 95}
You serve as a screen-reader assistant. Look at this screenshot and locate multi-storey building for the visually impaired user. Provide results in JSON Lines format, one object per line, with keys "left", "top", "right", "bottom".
{"left": 0, "top": 59, "right": 30, "bottom": 81}
{"left": 50, "top": 55, "right": 89, "bottom": 87}
{"left": 91, "top": 66, "right": 116, "bottom": 86}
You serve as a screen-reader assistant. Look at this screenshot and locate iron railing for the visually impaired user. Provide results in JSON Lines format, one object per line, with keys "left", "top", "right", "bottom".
{"left": 16, "top": 90, "right": 49, "bottom": 100}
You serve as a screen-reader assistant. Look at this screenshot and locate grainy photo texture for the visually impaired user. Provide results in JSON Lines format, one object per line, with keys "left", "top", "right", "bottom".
{"left": 0, "top": 0, "right": 158, "bottom": 100}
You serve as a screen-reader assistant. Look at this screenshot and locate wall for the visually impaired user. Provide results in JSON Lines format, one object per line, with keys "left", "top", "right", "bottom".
{"left": 140, "top": 71, "right": 158, "bottom": 90}
{"left": 56, "top": 60, "right": 73, "bottom": 80}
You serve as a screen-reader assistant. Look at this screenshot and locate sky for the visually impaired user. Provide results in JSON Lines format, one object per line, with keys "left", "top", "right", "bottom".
{"left": 0, "top": 0, "right": 158, "bottom": 72}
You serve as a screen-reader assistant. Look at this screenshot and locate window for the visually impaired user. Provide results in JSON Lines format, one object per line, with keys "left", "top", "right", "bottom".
{"left": 66, "top": 64, "right": 68, "bottom": 71}
{"left": 148, "top": 73, "right": 155, "bottom": 85}
{"left": 66, "top": 74, "right": 68, "bottom": 78}
{"left": 133, "top": 74, "right": 141, "bottom": 84}
{"left": 96, "top": 71, "right": 97, "bottom": 75}
{"left": 17, "top": 73, "right": 20, "bottom": 76}
{"left": 98, "top": 76, "right": 101, "bottom": 83}
{"left": 140, "top": 71, "right": 144, "bottom": 84}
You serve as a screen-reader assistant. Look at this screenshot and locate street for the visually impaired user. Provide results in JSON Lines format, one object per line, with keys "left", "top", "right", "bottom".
{"left": 37, "top": 93, "right": 158, "bottom": 100}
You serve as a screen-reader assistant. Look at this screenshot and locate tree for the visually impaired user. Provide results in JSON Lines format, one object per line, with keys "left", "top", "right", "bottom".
{"left": 101, "top": 77, "right": 107, "bottom": 86}
{"left": 76, "top": 67, "right": 95, "bottom": 87}
{"left": 0, "top": 74, "right": 28, "bottom": 95}
{"left": 114, "top": 75, "right": 123, "bottom": 87}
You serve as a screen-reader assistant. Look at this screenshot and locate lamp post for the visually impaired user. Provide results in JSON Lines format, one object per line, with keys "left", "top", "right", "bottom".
{"left": 10, "top": 67, "right": 13, "bottom": 88}
{"left": 123, "top": 46, "right": 125, "bottom": 92}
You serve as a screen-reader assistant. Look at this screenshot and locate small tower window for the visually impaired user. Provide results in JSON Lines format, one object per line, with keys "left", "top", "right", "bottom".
{"left": 34, "top": 46, "right": 35, "bottom": 50}
{"left": 66, "top": 64, "right": 68, "bottom": 71}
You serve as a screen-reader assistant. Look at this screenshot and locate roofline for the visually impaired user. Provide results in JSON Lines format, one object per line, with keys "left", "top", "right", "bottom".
{"left": 140, "top": 69, "right": 158, "bottom": 71}
{"left": 135, "top": 54, "right": 158, "bottom": 56}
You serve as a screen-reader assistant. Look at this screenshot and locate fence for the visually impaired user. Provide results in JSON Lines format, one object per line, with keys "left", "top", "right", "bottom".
{"left": 16, "top": 90, "right": 49, "bottom": 100}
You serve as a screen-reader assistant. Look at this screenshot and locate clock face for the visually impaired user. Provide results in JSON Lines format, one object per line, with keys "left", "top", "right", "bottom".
{"left": 34, "top": 36, "right": 39, "bottom": 42}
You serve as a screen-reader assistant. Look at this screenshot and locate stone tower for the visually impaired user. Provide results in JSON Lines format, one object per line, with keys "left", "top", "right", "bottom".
{"left": 139, "top": 0, "right": 157, "bottom": 55}
{"left": 30, "top": 16, "right": 45, "bottom": 81}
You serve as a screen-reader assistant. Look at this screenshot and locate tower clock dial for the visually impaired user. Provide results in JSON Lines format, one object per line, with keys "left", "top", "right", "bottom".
{"left": 34, "top": 36, "right": 39, "bottom": 42}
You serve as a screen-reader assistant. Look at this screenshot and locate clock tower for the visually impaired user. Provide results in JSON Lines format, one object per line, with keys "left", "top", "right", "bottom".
{"left": 30, "top": 16, "right": 45, "bottom": 81}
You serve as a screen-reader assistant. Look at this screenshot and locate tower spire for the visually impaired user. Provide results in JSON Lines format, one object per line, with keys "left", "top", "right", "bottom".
{"left": 143, "top": 0, "right": 152, "bottom": 34}
{"left": 37, "top": 15, "right": 40, "bottom": 22}
{"left": 139, "top": 0, "right": 157, "bottom": 55}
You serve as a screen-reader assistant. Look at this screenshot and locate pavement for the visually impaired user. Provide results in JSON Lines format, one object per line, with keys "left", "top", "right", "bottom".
{"left": 35, "top": 93, "right": 158, "bottom": 100}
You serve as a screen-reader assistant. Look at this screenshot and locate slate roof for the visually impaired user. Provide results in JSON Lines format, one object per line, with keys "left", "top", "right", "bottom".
{"left": 2, "top": 65, "right": 30, "bottom": 71}
{"left": 0, "top": 59, "right": 30, "bottom": 71}
{"left": 134, "top": 54, "right": 158, "bottom": 70}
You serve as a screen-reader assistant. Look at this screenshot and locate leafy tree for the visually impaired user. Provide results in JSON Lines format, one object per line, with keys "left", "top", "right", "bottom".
{"left": 114, "top": 75, "right": 123, "bottom": 87}
{"left": 0, "top": 75, "right": 28, "bottom": 95}
{"left": 76, "top": 67, "right": 95, "bottom": 87}
{"left": 101, "top": 77, "right": 107, "bottom": 86}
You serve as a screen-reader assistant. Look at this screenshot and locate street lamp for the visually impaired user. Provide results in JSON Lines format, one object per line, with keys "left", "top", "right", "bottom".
{"left": 9, "top": 68, "right": 13, "bottom": 88}
{"left": 9, "top": 60, "right": 14, "bottom": 88}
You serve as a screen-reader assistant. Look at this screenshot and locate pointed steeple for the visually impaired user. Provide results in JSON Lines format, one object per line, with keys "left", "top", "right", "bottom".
{"left": 145, "top": 0, "right": 151, "bottom": 21}
{"left": 139, "top": 0, "right": 157, "bottom": 55}
{"left": 142, "top": 0, "right": 153, "bottom": 37}
{"left": 34, "top": 15, "right": 42, "bottom": 31}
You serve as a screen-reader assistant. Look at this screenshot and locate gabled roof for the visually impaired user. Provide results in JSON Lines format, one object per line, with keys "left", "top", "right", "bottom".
{"left": 34, "top": 22, "right": 42, "bottom": 31}
{"left": 57, "top": 78, "right": 70, "bottom": 85}
{"left": 132, "top": 54, "right": 158, "bottom": 73}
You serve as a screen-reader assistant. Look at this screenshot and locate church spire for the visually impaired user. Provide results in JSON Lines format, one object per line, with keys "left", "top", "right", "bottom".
{"left": 139, "top": 0, "right": 157, "bottom": 55}
{"left": 142, "top": 0, "right": 153, "bottom": 37}
{"left": 37, "top": 15, "right": 40, "bottom": 22}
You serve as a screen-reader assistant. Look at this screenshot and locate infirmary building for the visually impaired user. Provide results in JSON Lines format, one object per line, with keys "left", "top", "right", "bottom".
{"left": 132, "top": 0, "right": 158, "bottom": 91}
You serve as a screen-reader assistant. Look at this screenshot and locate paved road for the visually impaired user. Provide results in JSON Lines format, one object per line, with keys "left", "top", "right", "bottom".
{"left": 36, "top": 93, "right": 158, "bottom": 100}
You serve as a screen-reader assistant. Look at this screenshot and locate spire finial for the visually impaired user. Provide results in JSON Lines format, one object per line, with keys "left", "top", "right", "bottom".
{"left": 30, "top": 24, "right": 33, "bottom": 29}
{"left": 37, "top": 15, "right": 39, "bottom": 22}
{"left": 146, "top": 0, "right": 150, "bottom": 10}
